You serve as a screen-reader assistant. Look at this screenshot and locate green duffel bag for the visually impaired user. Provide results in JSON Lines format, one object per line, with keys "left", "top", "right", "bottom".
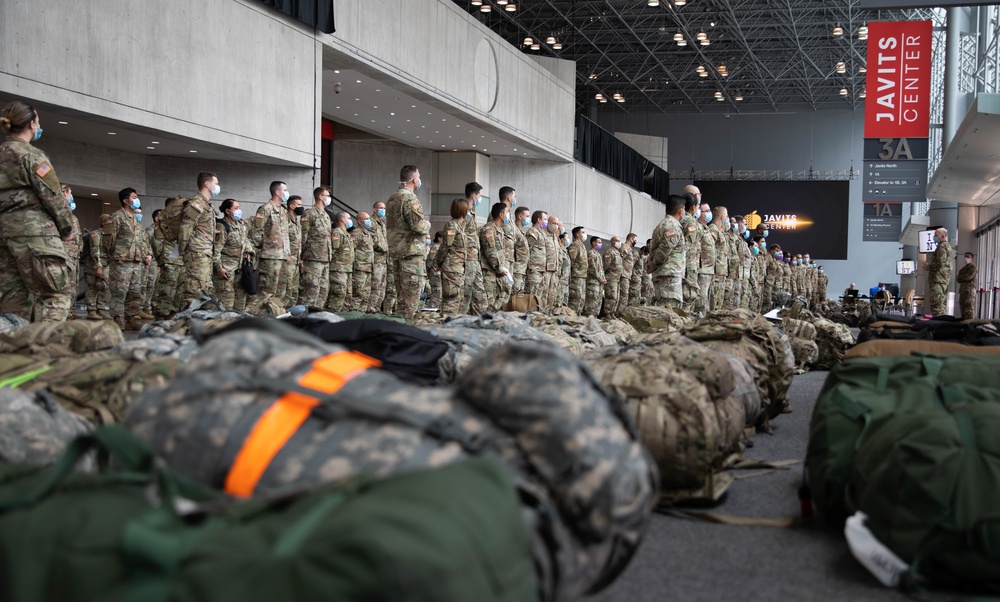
{"left": 0, "top": 427, "right": 538, "bottom": 602}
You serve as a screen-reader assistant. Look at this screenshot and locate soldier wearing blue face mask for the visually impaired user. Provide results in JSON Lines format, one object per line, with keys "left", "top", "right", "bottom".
{"left": 708, "top": 206, "right": 730, "bottom": 310}
{"left": 511, "top": 205, "right": 530, "bottom": 292}
{"left": 108, "top": 187, "right": 152, "bottom": 329}
{"left": 59, "top": 184, "right": 83, "bottom": 315}
{"left": 369, "top": 200, "right": 390, "bottom": 314}
{"left": 462, "top": 182, "right": 486, "bottom": 315}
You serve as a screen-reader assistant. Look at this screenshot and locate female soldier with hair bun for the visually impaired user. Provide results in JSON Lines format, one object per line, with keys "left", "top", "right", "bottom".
{"left": 213, "top": 198, "right": 252, "bottom": 312}
{"left": 0, "top": 100, "right": 75, "bottom": 321}
{"left": 433, "top": 198, "right": 471, "bottom": 316}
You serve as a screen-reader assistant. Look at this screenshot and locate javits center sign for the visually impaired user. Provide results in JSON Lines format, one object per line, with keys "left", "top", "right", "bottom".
{"left": 864, "top": 20, "right": 932, "bottom": 138}
{"left": 694, "top": 181, "right": 850, "bottom": 260}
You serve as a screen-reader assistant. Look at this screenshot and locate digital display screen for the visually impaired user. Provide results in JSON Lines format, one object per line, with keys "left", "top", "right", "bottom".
{"left": 694, "top": 181, "right": 850, "bottom": 259}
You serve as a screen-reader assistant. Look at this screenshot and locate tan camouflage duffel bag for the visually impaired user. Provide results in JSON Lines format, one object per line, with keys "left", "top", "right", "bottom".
{"left": 125, "top": 318, "right": 658, "bottom": 602}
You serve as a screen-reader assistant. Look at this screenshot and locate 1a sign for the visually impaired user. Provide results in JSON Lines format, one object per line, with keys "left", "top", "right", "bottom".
{"left": 863, "top": 202, "right": 904, "bottom": 241}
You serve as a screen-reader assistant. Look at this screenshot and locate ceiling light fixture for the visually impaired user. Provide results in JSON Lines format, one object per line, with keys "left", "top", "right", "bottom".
{"left": 505, "top": 3, "right": 516, "bottom": 11}
{"left": 546, "top": 35, "right": 556, "bottom": 44}
{"left": 833, "top": 25, "right": 844, "bottom": 37}
{"left": 839, "top": 88, "right": 848, "bottom": 96}
{"left": 674, "top": 0, "right": 686, "bottom": 6}
{"left": 617, "top": 96, "right": 625, "bottom": 102}
{"left": 648, "top": 0, "right": 659, "bottom": 5}
{"left": 700, "top": 38, "right": 710, "bottom": 46}
{"left": 480, "top": 5, "right": 491, "bottom": 12}
{"left": 858, "top": 25, "right": 868, "bottom": 40}
{"left": 497, "top": 0, "right": 507, "bottom": 4}
{"left": 714, "top": 91, "right": 723, "bottom": 98}
{"left": 735, "top": 94, "right": 744, "bottom": 101}
{"left": 531, "top": 42, "right": 540, "bottom": 50}
{"left": 58, "top": 121, "right": 68, "bottom": 125}
{"left": 859, "top": 90, "right": 867, "bottom": 98}
{"left": 553, "top": 42, "right": 563, "bottom": 50}
{"left": 523, "top": 36, "right": 533, "bottom": 45}
{"left": 673, "top": 32, "right": 686, "bottom": 46}
{"left": 859, "top": 66, "right": 867, "bottom": 73}
{"left": 472, "top": 0, "right": 482, "bottom": 4}
{"left": 696, "top": 32, "right": 707, "bottom": 41}
{"left": 836, "top": 61, "right": 846, "bottom": 74}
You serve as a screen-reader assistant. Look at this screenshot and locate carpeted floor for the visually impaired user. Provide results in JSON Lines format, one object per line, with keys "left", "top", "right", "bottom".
{"left": 587, "top": 371, "right": 911, "bottom": 602}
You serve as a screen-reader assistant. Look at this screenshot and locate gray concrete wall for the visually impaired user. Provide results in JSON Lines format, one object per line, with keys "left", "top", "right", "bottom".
{"left": 1, "top": 0, "right": 319, "bottom": 166}
{"left": 38, "top": 138, "right": 147, "bottom": 195}
{"left": 328, "top": 0, "right": 575, "bottom": 159}
{"left": 331, "top": 140, "right": 435, "bottom": 214}
{"left": 595, "top": 109, "right": 904, "bottom": 299}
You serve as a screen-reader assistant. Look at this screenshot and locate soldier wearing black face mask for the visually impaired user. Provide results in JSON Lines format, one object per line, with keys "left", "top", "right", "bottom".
{"left": 279, "top": 195, "right": 303, "bottom": 308}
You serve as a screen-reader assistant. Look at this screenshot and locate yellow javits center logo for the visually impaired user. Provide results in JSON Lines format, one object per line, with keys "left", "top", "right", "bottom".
{"left": 744, "top": 210, "right": 812, "bottom": 231}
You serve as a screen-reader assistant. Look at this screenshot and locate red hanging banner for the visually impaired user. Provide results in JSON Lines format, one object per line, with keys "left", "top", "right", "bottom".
{"left": 864, "top": 20, "right": 933, "bottom": 139}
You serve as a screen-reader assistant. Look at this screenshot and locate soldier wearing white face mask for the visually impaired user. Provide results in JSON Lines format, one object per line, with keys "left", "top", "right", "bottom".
{"left": 297, "top": 186, "right": 334, "bottom": 308}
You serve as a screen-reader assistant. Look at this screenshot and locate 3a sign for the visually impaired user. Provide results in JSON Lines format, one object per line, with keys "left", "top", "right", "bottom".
{"left": 864, "top": 20, "right": 933, "bottom": 139}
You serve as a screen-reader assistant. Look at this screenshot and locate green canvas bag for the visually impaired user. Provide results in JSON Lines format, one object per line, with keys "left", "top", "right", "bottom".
{"left": 0, "top": 427, "right": 538, "bottom": 602}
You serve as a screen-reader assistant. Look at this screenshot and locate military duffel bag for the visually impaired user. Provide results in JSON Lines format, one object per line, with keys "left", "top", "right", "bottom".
{"left": 0, "top": 388, "right": 91, "bottom": 466}
{"left": 124, "top": 318, "right": 658, "bottom": 602}
{"left": 0, "top": 427, "right": 538, "bottom": 602}
{"left": 0, "top": 320, "right": 123, "bottom": 354}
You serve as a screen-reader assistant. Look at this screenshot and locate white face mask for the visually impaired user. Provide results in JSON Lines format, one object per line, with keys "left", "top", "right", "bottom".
{"left": 614, "top": 241, "right": 622, "bottom": 249}
{"left": 966, "top": 257, "right": 973, "bottom": 264}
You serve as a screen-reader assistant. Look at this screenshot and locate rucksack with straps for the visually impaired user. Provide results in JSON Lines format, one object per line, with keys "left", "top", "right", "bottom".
{"left": 807, "top": 353, "right": 1000, "bottom": 590}
{"left": 123, "top": 318, "right": 657, "bottom": 601}
{"left": 157, "top": 196, "right": 187, "bottom": 246}
{"left": 0, "top": 427, "right": 538, "bottom": 602}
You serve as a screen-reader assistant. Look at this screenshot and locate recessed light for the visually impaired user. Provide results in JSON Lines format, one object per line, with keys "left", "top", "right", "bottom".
{"left": 421, "top": 125, "right": 426, "bottom": 128}
{"left": 147, "top": 146, "right": 155, "bottom": 149}
{"left": 151, "top": 141, "right": 159, "bottom": 144}
{"left": 335, "top": 106, "right": 340, "bottom": 109}
{"left": 91, "top": 193, "right": 98, "bottom": 196}
{"left": 189, "top": 150, "right": 197, "bottom": 153}
{"left": 371, "top": 120, "right": 376, "bottom": 123}
{"left": 442, "top": 145, "right": 446, "bottom": 147}
{"left": 58, "top": 121, "right": 68, "bottom": 125}
{"left": 472, "top": 144, "right": 476, "bottom": 147}
{"left": 356, "top": 79, "right": 361, "bottom": 83}
{"left": 442, "top": 118, "right": 446, "bottom": 121}
{"left": 416, "top": 136, "right": 420, "bottom": 139}
{"left": 411, "top": 105, "right": 416, "bottom": 108}
{"left": 406, "top": 119, "right": 411, "bottom": 122}
{"left": 107, "top": 132, "right": 116, "bottom": 135}
{"left": 354, "top": 113, "right": 359, "bottom": 116}
{"left": 355, "top": 98, "right": 359, "bottom": 101}
{"left": 375, "top": 89, "right": 381, "bottom": 92}
{"left": 333, "top": 69, "right": 340, "bottom": 73}
{"left": 373, "top": 106, "right": 378, "bottom": 109}
{"left": 390, "top": 112, "right": 395, "bottom": 116}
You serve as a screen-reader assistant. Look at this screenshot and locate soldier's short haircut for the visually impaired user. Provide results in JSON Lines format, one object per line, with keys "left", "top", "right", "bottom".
{"left": 313, "top": 186, "right": 330, "bottom": 201}
{"left": 733, "top": 215, "right": 745, "bottom": 223}
{"left": 465, "top": 182, "right": 483, "bottom": 197}
{"left": 60, "top": 184, "right": 71, "bottom": 193}
{"left": 335, "top": 211, "right": 349, "bottom": 223}
{"left": 590, "top": 236, "right": 602, "bottom": 247}
{"left": 118, "top": 187, "right": 137, "bottom": 203}
{"left": 572, "top": 226, "right": 585, "bottom": 238}
{"left": 627, "top": 232, "right": 637, "bottom": 241}
{"left": 287, "top": 195, "right": 302, "bottom": 206}
{"left": 450, "top": 198, "right": 468, "bottom": 220}
{"left": 220, "top": 199, "right": 237, "bottom": 214}
{"left": 531, "top": 210, "right": 547, "bottom": 225}
{"left": 966, "top": 252, "right": 975, "bottom": 257}
{"left": 197, "top": 171, "right": 217, "bottom": 189}
{"left": 683, "top": 193, "right": 698, "bottom": 212}
{"left": 400, "top": 165, "right": 419, "bottom": 183}
{"left": 498, "top": 186, "right": 515, "bottom": 202}
{"left": 152, "top": 209, "right": 162, "bottom": 221}
{"left": 515, "top": 206, "right": 530, "bottom": 218}
{"left": 490, "top": 202, "right": 506, "bottom": 220}
{"left": 665, "top": 194, "right": 685, "bottom": 215}
{"left": 713, "top": 205, "right": 728, "bottom": 217}
{"left": 269, "top": 181, "right": 286, "bottom": 196}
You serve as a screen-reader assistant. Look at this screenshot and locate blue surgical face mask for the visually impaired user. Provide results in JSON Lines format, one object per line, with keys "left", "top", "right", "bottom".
{"left": 467, "top": 211, "right": 473, "bottom": 219}
{"left": 752, "top": 247, "right": 760, "bottom": 255}
{"left": 33, "top": 126, "right": 43, "bottom": 142}
{"left": 363, "top": 218, "right": 372, "bottom": 228}
{"left": 743, "top": 230, "right": 750, "bottom": 239}
{"left": 376, "top": 208, "right": 386, "bottom": 218}
{"left": 760, "top": 241, "right": 766, "bottom": 249}
{"left": 136, "top": 213, "right": 143, "bottom": 223}
{"left": 704, "top": 211, "right": 713, "bottom": 223}
{"left": 131, "top": 198, "right": 141, "bottom": 210}
{"left": 694, "top": 209, "right": 701, "bottom": 219}
{"left": 564, "top": 238, "right": 570, "bottom": 248}
{"left": 503, "top": 215, "right": 510, "bottom": 224}
{"left": 69, "top": 200, "right": 76, "bottom": 212}
{"left": 211, "top": 184, "right": 221, "bottom": 197}
{"left": 414, "top": 178, "right": 422, "bottom": 192}
{"left": 762, "top": 230, "right": 769, "bottom": 238}
{"left": 522, "top": 218, "right": 530, "bottom": 227}
{"left": 233, "top": 208, "right": 243, "bottom": 221}
{"left": 818, "top": 269, "right": 824, "bottom": 273}
{"left": 722, "top": 219, "right": 730, "bottom": 229}
{"left": 282, "top": 191, "right": 290, "bottom": 203}
{"left": 511, "top": 198, "right": 517, "bottom": 207}
{"left": 474, "top": 197, "right": 481, "bottom": 207}
{"left": 345, "top": 218, "right": 353, "bottom": 229}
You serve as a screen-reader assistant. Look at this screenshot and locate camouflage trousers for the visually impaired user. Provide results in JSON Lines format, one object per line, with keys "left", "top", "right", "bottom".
{"left": 642, "top": 274, "right": 654, "bottom": 306}
{"left": 176, "top": 253, "right": 214, "bottom": 310}
{"left": 630, "top": 273, "right": 642, "bottom": 307}
{"left": 709, "top": 275, "right": 727, "bottom": 311}
{"left": 390, "top": 255, "right": 423, "bottom": 320}
{"left": 351, "top": 269, "right": 372, "bottom": 312}
{"left": 64, "top": 254, "right": 80, "bottom": 312}
{"left": 512, "top": 271, "right": 525, "bottom": 294}
{"left": 560, "top": 273, "right": 570, "bottom": 307}
{"left": 653, "top": 275, "right": 683, "bottom": 309}
{"left": 85, "top": 269, "right": 109, "bottom": 312}
{"left": 697, "top": 273, "right": 713, "bottom": 317}
{"left": 142, "top": 261, "right": 158, "bottom": 308}
{"left": 256, "top": 258, "right": 284, "bottom": 300}
{"left": 462, "top": 260, "right": 486, "bottom": 315}
{"left": 543, "top": 271, "right": 558, "bottom": 309}
{"left": 928, "top": 281, "right": 948, "bottom": 316}
{"left": 568, "top": 277, "right": 587, "bottom": 314}
{"left": 681, "top": 272, "right": 700, "bottom": 314}
{"left": 0, "top": 235, "right": 71, "bottom": 322}
{"left": 584, "top": 279, "right": 603, "bottom": 317}
{"left": 152, "top": 262, "right": 181, "bottom": 318}
{"left": 381, "top": 260, "right": 397, "bottom": 314}
{"left": 729, "top": 278, "right": 742, "bottom": 310}
{"left": 482, "top": 269, "right": 510, "bottom": 313}
{"left": 109, "top": 259, "right": 145, "bottom": 319}
{"left": 368, "top": 258, "right": 387, "bottom": 314}
{"left": 298, "top": 260, "right": 330, "bottom": 309}
{"left": 525, "top": 269, "right": 544, "bottom": 304}
{"left": 278, "top": 260, "right": 300, "bottom": 309}
{"left": 618, "top": 276, "right": 631, "bottom": 313}
{"left": 428, "top": 268, "right": 442, "bottom": 309}
{"left": 326, "top": 269, "right": 353, "bottom": 312}
{"left": 959, "top": 284, "right": 975, "bottom": 320}
{"left": 759, "top": 284, "right": 773, "bottom": 314}
{"left": 213, "top": 268, "right": 247, "bottom": 313}
{"left": 439, "top": 269, "right": 464, "bottom": 316}
{"left": 603, "top": 277, "right": 621, "bottom": 317}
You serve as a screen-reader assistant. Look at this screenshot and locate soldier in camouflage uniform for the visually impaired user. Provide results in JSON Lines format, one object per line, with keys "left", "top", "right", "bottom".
{"left": 462, "top": 183, "right": 486, "bottom": 315}
{"left": 679, "top": 195, "right": 702, "bottom": 314}
{"left": 708, "top": 208, "right": 730, "bottom": 311}
{"left": 298, "top": 187, "right": 333, "bottom": 308}
{"left": 602, "top": 236, "right": 624, "bottom": 318}
{"left": 213, "top": 199, "right": 251, "bottom": 312}
{"left": 177, "top": 172, "right": 220, "bottom": 310}
{"left": 479, "top": 203, "right": 512, "bottom": 313}
{"left": 648, "top": 195, "right": 687, "bottom": 309}
{"left": 151, "top": 196, "right": 184, "bottom": 319}
{"left": 543, "top": 217, "right": 562, "bottom": 309}
{"left": 434, "top": 198, "right": 470, "bottom": 316}
{"left": 386, "top": 166, "right": 430, "bottom": 320}
{"left": 925, "top": 228, "right": 953, "bottom": 316}
{"left": 498, "top": 187, "right": 521, "bottom": 307}
{"left": 351, "top": 212, "right": 376, "bottom": 311}
{"left": 251, "top": 181, "right": 291, "bottom": 302}
{"left": 696, "top": 202, "right": 716, "bottom": 316}
{"left": 59, "top": 185, "right": 83, "bottom": 317}
{"left": 279, "top": 195, "right": 303, "bottom": 309}
{"left": 619, "top": 233, "right": 637, "bottom": 313}
{"left": 139, "top": 211, "right": 158, "bottom": 318}
{"left": 524, "top": 210, "right": 548, "bottom": 306}
{"left": 108, "top": 188, "right": 151, "bottom": 330}
{"left": 558, "top": 232, "right": 571, "bottom": 307}
{"left": 0, "top": 101, "right": 75, "bottom": 322}
{"left": 426, "top": 232, "right": 442, "bottom": 309}
{"left": 816, "top": 264, "right": 829, "bottom": 306}
{"left": 734, "top": 217, "right": 753, "bottom": 310}
{"left": 631, "top": 243, "right": 645, "bottom": 307}
{"left": 724, "top": 222, "right": 741, "bottom": 310}
{"left": 568, "top": 226, "right": 588, "bottom": 314}
{"left": 83, "top": 215, "right": 110, "bottom": 319}
{"left": 956, "top": 252, "right": 977, "bottom": 320}
{"left": 512, "top": 205, "right": 530, "bottom": 293}
{"left": 369, "top": 200, "right": 390, "bottom": 314}
{"left": 326, "top": 211, "right": 355, "bottom": 312}
{"left": 584, "top": 236, "right": 606, "bottom": 317}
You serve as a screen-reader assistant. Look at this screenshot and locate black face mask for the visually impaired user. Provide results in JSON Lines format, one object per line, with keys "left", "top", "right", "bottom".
{"left": 293, "top": 206, "right": 305, "bottom": 217}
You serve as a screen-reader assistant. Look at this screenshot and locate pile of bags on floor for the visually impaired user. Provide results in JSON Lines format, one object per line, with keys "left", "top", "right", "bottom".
{"left": 807, "top": 353, "right": 1000, "bottom": 593}
{"left": 850, "top": 312, "right": 1000, "bottom": 358}
{"left": 815, "top": 299, "right": 873, "bottom": 328}
{"left": 777, "top": 303, "right": 857, "bottom": 372}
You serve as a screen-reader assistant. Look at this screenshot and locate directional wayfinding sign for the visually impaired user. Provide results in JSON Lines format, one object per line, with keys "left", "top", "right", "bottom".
{"left": 863, "top": 202, "right": 903, "bottom": 242}
{"left": 862, "top": 138, "right": 928, "bottom": 203}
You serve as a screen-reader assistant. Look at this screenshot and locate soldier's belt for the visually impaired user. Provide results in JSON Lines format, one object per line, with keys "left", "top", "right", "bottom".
{"left": 224, "top": 350, "right": 382, "bottom": 498}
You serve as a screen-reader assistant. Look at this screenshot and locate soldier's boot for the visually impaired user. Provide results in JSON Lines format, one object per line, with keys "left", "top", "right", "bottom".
{"left": 125, "top": 317, "right": 144, "bottom": 331}
{"left": 137, "top": 308, "right": 155, "bottom": 320}
{"left": 98, "top": 310, "right": 113, "bottom": 320}
{"left": 86, "top": 310, "right": 102, "bottom": 320}
{"left": 113, "top": 315, "right": 125, "bottom": 330}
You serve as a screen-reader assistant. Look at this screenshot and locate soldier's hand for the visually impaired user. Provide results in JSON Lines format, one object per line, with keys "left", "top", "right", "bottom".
{"left": 601, "top": 279, "right": 607, "bottom": 285}
{"left": 217, "top": 267, "right": 230, "bottom": 280}
{"left": 96, "top": 267, "right": 103, "bottom": 278}
{"left": 144, "top": 255, "right": 152, "bottom": 266}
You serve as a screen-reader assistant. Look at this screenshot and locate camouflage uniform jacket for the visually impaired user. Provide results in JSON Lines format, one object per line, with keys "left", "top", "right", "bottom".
{"left": 101, "top": 220, "right": 115, "bottom": 265}
{"left": 0, "top": 136, "right": 73, "bottom": 238}
{"left": 83, "top": 229, "right": 104, "bottom": 272}
{"left": 764, "top": 255, "right": 781, "bottom": 287}
{"left": 434, "top": 218, "right": 469, "bottom": 274}
{"left": 512, "top": 227, "right": 528, "bottom": 276}
{"left": 568, "top": 239, "right": 588, "bottom": 279}
{"left": 543, "top": 230, "right": 559, "bottom": 272}
{"left": 603, "top": 246, "right": 623, "bottom": 282}
{"left": 499, "top": 221, "right": 517, "bottom": 272}
{"left": 463, "top": 215, "right": 481, "bottom": 266}
{"left": 371, "top": 216, "right": 388, "bottom": 264}
{"left": 680, "top": 214, "right": 701, "bottom": 281}
{"left": 479, "top": 221, "right": 508, "bottom": 274}
{"left": 697, "top": 221, "right": 716, "bottom": 275}
{"left": 525, "top": 227, "right": 546, "bottom": 271}
{"left": 109, "top": 208, "right": 145, "bottom": 262}
{"left": 300, "top": 206, "right": 332, "bottom": 263}
{"left": 560, "top": 245, "right": 571, "bottom": 281}
{"left": 817, "top": 271, "right": 829, "bottom": 299}
{"left": 708, "top": 223, "right": 729, "bottom": 277}
{"left": 213, "top": 217, "right": 250, "bottom": 274}
{"left": 251, "top": 201, "right": 289, "bottom": 260}
{"left": 426, "top": 242, "right": 439, "bottom": 277}
{"left": 286, "top": 212, "right": 302, "bottom": 265}
{"left": 330, "top": 224, "right": 355, "bottom": 273}
{"left": 648, "top": 215, "right": 686, "bottom": 279}
{"left": 587, "top": 248, "right": 606, "bottom": 282}
{"left": 64, "top": 213, "right": 83, "bottom": 263}
{"left": 351, "top": 226, "right": 375, "bottom": 273}
{"left": 929, "top": 240, "right": 953, "bottom": 285}
{"left": 726, "top": 231, "right": 741, "bottom": 279}
{"left": 385, "top": 187, "right": 430, "bottom": 259}
{"left": 621, "top": 243, "right": 637, "bottom": 280}
{"left": 737, "top": 236, "right": 753, "bottom": 280}
{"left": 177, "top": 192, "right": 216, "bottom": 258}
